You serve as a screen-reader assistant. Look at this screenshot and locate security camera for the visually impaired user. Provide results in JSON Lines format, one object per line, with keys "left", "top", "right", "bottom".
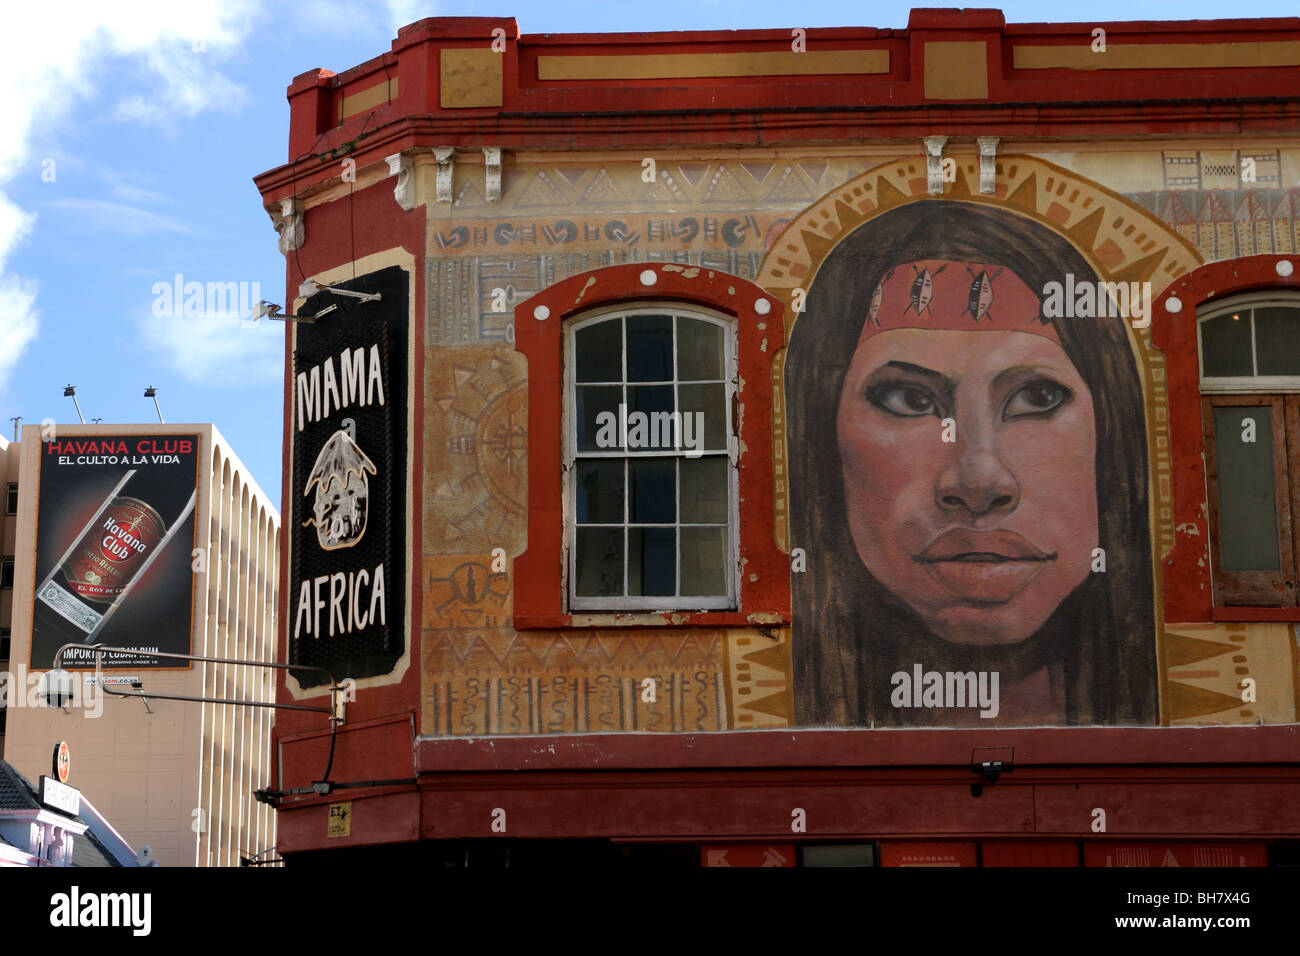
{"left": 39, "top": 670, "right": 76, "bottom": 709}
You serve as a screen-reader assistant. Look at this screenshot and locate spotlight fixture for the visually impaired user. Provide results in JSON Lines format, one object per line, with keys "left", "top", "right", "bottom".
{"left": 298, "top": 277, "right": 382, "bottom": 303}
{"left": 969, "top": 747, "right": 1014, "bottom": 796}
{"left": 249, "top": 277, "right": 379, "bottom": 325}
{"left": 252, "top": 300, "right": 331, "bottom": 324}
{"left": 143, "top": 386, "right": 164, "bottom": 423}
{"left": 62, "top": 385, "right": 85, "bottom": 424}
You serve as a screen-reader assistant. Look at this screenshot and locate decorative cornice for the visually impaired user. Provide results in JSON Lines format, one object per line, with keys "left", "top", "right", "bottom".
{"left": 266, "top": 198, "right": 303, "bottom": 255}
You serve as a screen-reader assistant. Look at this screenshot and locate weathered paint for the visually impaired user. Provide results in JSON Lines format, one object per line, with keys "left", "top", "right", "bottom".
{"left": 257, "top": 8, "right": 1300, "bottom": 852}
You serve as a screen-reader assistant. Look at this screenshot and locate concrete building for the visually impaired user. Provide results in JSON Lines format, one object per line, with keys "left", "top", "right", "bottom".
{"left": 256, "top": 9, "right": 1300, "bottom": 865}
{"left": 2, "top": 423, "right": 280, "bottom": 866}
{"left": 1, "top": 433, "right": 20, "bottom": 755}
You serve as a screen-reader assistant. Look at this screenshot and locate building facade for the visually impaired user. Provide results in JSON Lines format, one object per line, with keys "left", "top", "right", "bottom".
{"left": 2, "top": 423, "right": 280, "bottom": 866}
{"left": 1, "top": 433, "right": 21, "bottom": 756}
{"left": 0, "top": 758, "right": 153, "bottom": 867}
{"left": 257, "top": 9, "right": 1300, "bottom": 865}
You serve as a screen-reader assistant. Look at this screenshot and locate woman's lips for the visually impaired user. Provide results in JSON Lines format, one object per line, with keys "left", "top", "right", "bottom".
{"left": 915, "top": 529, "right": 1055, "bottom": 603}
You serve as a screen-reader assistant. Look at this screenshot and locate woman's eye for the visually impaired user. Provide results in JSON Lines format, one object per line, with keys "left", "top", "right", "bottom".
{"left": 1004, "top": 379, "right": 1071, "bottom": 418}
{"left": 868, "top": 383, "right": 938, "bottom": 417}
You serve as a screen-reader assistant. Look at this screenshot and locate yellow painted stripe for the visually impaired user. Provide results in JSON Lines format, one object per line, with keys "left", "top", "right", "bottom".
{"left": 339, "top": 77, "right": 398, "bottom": 121}
{"left": 1014, "top": 41, "right": 1300, "bottom": 71}
{"left": 537, "top": 49, "right": 889, "bottom": 81}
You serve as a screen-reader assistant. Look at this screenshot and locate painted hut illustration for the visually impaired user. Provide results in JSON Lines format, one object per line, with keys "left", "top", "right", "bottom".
{"left": 304, "top": 429, "right": 377, "bottom": 550}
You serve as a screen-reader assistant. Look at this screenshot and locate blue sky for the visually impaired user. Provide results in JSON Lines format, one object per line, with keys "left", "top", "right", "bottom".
{"left": 3, "top": 0, "right": 1297, "bottom": 498}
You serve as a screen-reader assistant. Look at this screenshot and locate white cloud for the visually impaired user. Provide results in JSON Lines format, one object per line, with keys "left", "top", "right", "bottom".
{"left": 0, "top": 0, "right": 262, "bottom": 395}
{"left": 0, "top": 273, "right": 40, "bottom": 394}
{"left": 45, "top": 198, "right": 196, "bottom": 237}
{"left": 291, "top": 0, "right": 430, "bottom": 39}
{"left": 139, "top": 311, "right": 285, "bottom": 387}
{"left": 98, "top": 169, "right": 174, "bottom": 207}
{"left": 0, "top": 192, "right": 38, "bottom": 396}
{"left": 387, "top": 0, "right": 434, "bottom": 33}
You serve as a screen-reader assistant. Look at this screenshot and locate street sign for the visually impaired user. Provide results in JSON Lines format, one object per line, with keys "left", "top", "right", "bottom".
{"left": 39, "top": 775, "right": 81, "bottom": 817}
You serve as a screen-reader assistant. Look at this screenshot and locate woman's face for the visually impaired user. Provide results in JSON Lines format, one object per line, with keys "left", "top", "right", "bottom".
{"left": 836, "top": 326, "right": 1098, "bottom": 645}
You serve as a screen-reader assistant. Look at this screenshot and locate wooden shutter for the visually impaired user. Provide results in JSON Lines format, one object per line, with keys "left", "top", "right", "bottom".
{"left": 1202, "top": 394, "right": 1296, "bottom": 606}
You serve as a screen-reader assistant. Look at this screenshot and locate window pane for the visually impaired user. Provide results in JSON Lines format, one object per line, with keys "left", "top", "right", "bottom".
{"left": 680, "top": 526, "right": 727, "bottom": 596}
{"left": 574, "top": 527, "right": 624, "bottom": 596}
{"left": 1253, "top": 307, "right": 1300, "bottom": 376}
{"left": 1200, "top": 312, "right": 1253, "bottom": 377}
{"left": 629, "top": 527, "right": 675, "bottom": 596}
{"left": 1213, "top": 406, "right": 1281, "bottom": 571}
{"left": 575, "top": 319, "right": 622, "bottom": 383}
{"left": 627, "top": 385, "right": 674, "bottom": 451}
{"left": 630, "top": 458, "right": 675, "bottom": 524}
{"left": 677, "top": 318, "right": 723, "bottom": 381}
{"left": 678, "top": 383, "right": 727, "bottom": 452}
{"left": 627, "top": 314, "right": 673, "bottom": 382}
{"left": 576, "top": 385, "right": 623, "bottom": 452}
{"left": 575, "top": 460, "right": 624, "bottom": 524}
{"left": 680, "top": 456, "right": 728, "bottom": 523}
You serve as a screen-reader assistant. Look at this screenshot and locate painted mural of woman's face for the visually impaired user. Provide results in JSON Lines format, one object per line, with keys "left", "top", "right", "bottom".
{"left": 834, "top": 261, "right": 1099, "bottom": 645}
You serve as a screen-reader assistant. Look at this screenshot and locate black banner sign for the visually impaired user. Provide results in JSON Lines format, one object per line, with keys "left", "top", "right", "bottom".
{"left": 289, "top": 266, "right": 407, "bottom": 687}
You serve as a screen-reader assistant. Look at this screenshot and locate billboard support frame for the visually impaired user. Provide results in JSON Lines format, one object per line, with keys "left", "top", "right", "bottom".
{"left": 51, "top": 642, "right": 347, "bottom": 726}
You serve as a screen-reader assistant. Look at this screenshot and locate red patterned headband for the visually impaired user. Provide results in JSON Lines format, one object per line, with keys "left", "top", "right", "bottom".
{"left": 860, "top": 259, "right": 1060, "bottom": 346}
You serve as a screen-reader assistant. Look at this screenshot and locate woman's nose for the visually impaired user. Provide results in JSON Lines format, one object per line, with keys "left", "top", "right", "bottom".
{"left": 934, "top": 422, "right": 1020, "bottom": 517}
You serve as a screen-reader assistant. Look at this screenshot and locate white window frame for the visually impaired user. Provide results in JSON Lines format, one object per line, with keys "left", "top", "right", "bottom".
{"left": 563, "top": 302, "right": 739, "bottom": 612}
{"left": 1198, "top": 291, "right": 1300, "bottom": 393}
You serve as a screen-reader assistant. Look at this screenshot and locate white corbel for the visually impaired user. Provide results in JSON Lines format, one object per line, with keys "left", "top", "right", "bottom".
{"left": 923, "top": 136, "right": 948, "bottom": 196}
{"left": 266, "top": 197, "right": 304, "bottom": 255}
{"left": 977, "top": 137, "right": 999, "bottom": 195}
{"left": 385, "top": 151, "right": 415, "bottom": 211}
{"left": 433, "top": 147, "right": 455, "bottom": 203}
{"left": 483, "top": 147, "right": 502, "bottom": 203}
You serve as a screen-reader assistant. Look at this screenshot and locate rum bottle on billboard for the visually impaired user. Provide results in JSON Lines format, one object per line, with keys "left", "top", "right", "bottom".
{"left": 32, "top": 469, "right": 196, "bottom": 668}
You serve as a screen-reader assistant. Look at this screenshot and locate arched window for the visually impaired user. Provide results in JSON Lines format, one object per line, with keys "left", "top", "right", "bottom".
{"left": 512, "top": 262, "right": 789, "bottom": 629}
{"left": 1198, "top": 291, "right": 1300, "bottom": 606}
{"left": 566, "top": 305, "right": 736, "bottom": 610}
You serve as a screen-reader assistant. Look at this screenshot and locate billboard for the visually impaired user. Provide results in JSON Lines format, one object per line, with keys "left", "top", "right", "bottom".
{"left": 30, "top": 432, "right": 200, "bottom": 669}
{"left": 289, "top": 266, "right": 407, "bottom": 688}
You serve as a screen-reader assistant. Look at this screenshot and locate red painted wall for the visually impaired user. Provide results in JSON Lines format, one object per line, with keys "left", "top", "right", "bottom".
{"left": 1152, "top": 255, "right": 1300, "bottom": 622}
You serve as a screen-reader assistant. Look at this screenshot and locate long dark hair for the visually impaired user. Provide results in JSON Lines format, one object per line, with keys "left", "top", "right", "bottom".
{"left": 787, "top": 200, "right": 1157, "bottom": 727}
